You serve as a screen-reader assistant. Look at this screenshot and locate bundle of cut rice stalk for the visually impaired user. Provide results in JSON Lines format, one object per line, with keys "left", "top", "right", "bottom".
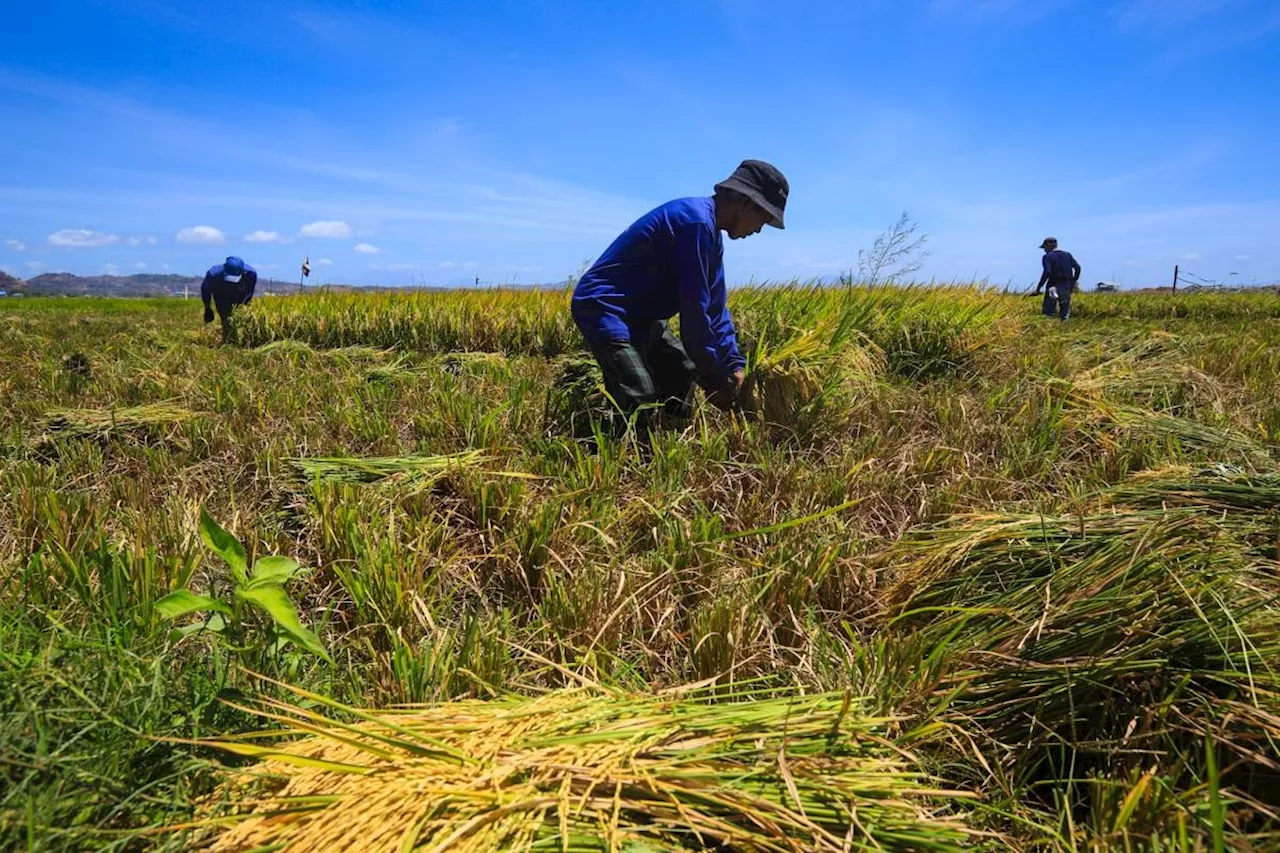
{"left": 291, "top": 449, "right": 491, "bottom": 489}
{"left": 544, "top": 354, "right": 612, "bottom": 438}
{"left": 194, "top": 686, "right": 981, "bottom": 852}
{"left": 742, "top": 326, "right": 881, "bottom": 426}
{"left": 882, "top": 487, "right": 1280, "bottom": 813}
{"left": 35, "top": 402, "right": 205, "bottom": 441}
{"left": 254, "top": 339, "right": 316, "bottom": 357}
{"left": 441, "top": 351, "right": 509, "bottom": 375}
{"left": 1048, "top": 378, "right": 1273, "bottom": 467}
{"left": 1097, "top": 464, "right": 1280, "bottom": 513}
{"left": 1047, "top": 333, "right": 1271, "bottom": 467}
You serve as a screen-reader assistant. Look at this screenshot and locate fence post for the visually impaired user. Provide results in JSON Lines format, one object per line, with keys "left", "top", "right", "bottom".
{"left": 1172, "top": 264, "right": 1179, "bottom": 295}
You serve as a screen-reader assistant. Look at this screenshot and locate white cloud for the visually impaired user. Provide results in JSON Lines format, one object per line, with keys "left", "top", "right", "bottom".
{"left": 462, "top": 261, "right": 478, "bottom": 268}
{"left": 4, "top": 239, "right": 27, "bottom": 251}
{"left": 26, "top": 261, "right": 43, "bottom": 271}
{"left": 1236, "top": 254, "right": 1250, "bottom": 260}
{"left": 103, "top": 263, "right": 120, "bottom": 275}
{"left": 314, "top": 258, "right": 333, "bottom": 266}
{"left": 387, "top": 263, "right": 418, "bottom": 271}
{"left": 245, "top": 230, "right": 283, "bottom": 243}
{"left": 1181, "top": 252, "right": 1201, "bottom": 260}
{"left": 438, "top": 260, "right": 456, "bottom": 268}
{"left": 135, "top": 262, "right": 148, "bottom": 270}
{"left": 125, "top": 235, "right": 158, "bottom": 247}
{"left": 353, "top": 242, "right": 382, "bottom": 254}
{"left": 48, "top": 229, "right": 120, "bottom": 248}
{"left": 300, "top": 220, "right": 352, "bottom": 238}
{"left": 176, "top": 225, "right": 226, "bottom": 245}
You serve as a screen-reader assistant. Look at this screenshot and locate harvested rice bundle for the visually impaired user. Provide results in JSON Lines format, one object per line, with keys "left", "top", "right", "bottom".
{"left": 254, "top": 339, "right": 316, "bottom": 356}
{"left": 291, "top": 450, "right": 490, "bottom": 488}
{"left": 544, "top": 354, "right": 611, "bottom": 438}
{"left": 1099, "top": 464, "right": 1280, "bottom": 513}
{"left": 1047, "top": 333, "right": 1270, "bottom": 466}
{"left": 35, "top": 402, "right": 205, "bottom": 440}
{"left": 742, "top": 326, "right": 882, "bottom": 426}
{"left": 441, "top": 351, "right": 510, "bottom": 375}
{"left": 198, "top": 687, "right": 980, "bottom": 852}
{"left": 882, "top": 491, "right": 1280, "bottom": 820}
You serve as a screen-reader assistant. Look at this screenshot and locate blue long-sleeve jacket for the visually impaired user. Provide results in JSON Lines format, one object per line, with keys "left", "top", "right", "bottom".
{"left": 200, "top": 261, "right": 258, "bottom": 308}
{"left": 1038, "top": 250, "right": 1081, "bottom": 292}
{"left": 571, "top": 197, "right": 745, "bottom": 383}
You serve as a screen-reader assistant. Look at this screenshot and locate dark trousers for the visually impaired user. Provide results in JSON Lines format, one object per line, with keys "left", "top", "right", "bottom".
{"left": 211, "top": 287, "right": 249, "bottom": 334}
{"left": 586, "top": 322, "right": 699, "bottom": 436}
{"left": 1042, "top": 286, "right": 1073, "bottom": 321}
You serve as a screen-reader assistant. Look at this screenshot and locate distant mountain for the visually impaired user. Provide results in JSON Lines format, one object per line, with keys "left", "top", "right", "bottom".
{"left": 13, "top": 273, "right": 305, "bottom": 298}
{"left": 0, "top": 271, "right": 577, "bottom": 298}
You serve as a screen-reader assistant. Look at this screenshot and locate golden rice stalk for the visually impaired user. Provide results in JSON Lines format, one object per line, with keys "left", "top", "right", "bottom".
{"left": 195, "top": 687, "right": 980, "bottom": 852}
{"left": 742, "top": 328, "right": 882, "bottom": 425}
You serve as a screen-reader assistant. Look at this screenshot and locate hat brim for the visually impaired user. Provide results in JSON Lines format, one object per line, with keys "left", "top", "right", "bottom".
{"left": 223, "top": 274, "right": 244, "bottom": 283}
{"left": 716, "top": 178, "right": 785, "bottom": 229}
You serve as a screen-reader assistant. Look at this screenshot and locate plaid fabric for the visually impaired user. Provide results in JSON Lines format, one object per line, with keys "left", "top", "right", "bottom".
{"left": 586, "top": 322, "right": 698, "bottom": 435}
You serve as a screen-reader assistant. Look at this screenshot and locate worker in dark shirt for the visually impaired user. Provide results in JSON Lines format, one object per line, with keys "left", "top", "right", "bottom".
{"left": 201, "top": 256, "right": 258, "bottom": 334}
{"left": 571, "top": 159, "right": 788, "bottom": 436}
{"left": 1034, "top": 237, "right": 1081, "bottom": 321}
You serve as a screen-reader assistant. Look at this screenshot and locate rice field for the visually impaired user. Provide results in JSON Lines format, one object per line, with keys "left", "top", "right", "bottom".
{"left": 2, "top": 285, "right": 1279, "bottom": 851}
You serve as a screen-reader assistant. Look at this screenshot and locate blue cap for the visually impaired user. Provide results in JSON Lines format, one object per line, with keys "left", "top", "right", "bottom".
{"left": 223, "top": 256, "right": 245, "bottom": 283}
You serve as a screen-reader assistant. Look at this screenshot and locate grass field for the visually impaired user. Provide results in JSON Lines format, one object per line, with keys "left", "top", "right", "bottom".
{"left": 2, "top": 285, "right": 1279, "bottom": 851}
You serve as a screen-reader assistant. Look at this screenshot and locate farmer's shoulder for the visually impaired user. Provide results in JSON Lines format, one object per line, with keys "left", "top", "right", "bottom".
{"left": 622, "top": 198, "right": 713, "bottom": 244}
{"left": 656, "top": 197, "right": 715, "bottom": 229}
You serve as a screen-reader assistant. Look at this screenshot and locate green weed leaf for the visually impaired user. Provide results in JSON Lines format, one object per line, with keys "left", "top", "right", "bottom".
{"left": 237, "top": 582, "right": 331, "bottom": 661}
{"left": 249, "top": 555, "right": 305, "bottom": 587}
{"left": 200, "top": 507, "right": 248, "bottom": 584}
{"left": 168, "top": 612, "right": 229, "bottom": 642}
{"left": 155, "top": 589, "right": 233, "bottom": 620}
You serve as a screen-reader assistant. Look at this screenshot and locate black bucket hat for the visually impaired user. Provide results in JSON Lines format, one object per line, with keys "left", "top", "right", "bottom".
{"left": 716, "top": 159, "right": 789, "bottom": 229}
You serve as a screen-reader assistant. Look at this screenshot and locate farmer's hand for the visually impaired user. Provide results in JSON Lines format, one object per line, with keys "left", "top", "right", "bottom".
{"left": 706, "top": 369, "right": 745, "bottom": 411}
{"left": 203, "top": 306, "right": 214, "bottom": 324}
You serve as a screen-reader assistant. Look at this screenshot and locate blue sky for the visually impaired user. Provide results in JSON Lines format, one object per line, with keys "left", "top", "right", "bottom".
{"left": 2, "top": 0, "right": 1278, "bottom": 288}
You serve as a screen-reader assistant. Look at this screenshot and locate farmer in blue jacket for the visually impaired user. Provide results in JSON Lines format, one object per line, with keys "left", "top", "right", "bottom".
{"left": 1034, "top": 237, "right": 1081, "bottom": 321}
{"left": 572, "top": 159, "right": 788, "bottom": 435}
{"left": 201, "top": 256, "right": 257, "bottom": 333}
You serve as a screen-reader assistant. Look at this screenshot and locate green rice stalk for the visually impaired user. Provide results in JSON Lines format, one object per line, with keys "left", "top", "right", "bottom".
{"left": 34, "top": 402, "right": 205, "bottom": 440}
{"left": 290, "top": 450, "right": 491, "bottom": 489}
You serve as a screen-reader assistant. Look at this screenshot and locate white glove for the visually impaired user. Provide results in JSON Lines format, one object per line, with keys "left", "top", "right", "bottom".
{"left": 1048, "top": 286, "right": 1059, "bottom": 300}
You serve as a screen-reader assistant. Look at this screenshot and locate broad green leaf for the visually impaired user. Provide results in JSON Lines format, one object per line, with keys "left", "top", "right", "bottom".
{"left": 200, "top": 507, "right": 247, "bottom": 585}
{"left": 155, "top": 589, "right": 233, "bottom": 620}
{"left": 249, "top": 555, "right": 305, "bottom": 587}
{"left": 237, "top": 583, "right": 331, "bottom": 662}
{"left": 168, "top": 612, "right": 228, "bottom": 642}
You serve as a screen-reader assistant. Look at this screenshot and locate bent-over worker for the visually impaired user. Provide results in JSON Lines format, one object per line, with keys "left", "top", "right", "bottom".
{"left": 201, "top": 256, "right": 258, "bottom": 333}
{"left": 571, "top": 159, "right": 789, "bottom": 436}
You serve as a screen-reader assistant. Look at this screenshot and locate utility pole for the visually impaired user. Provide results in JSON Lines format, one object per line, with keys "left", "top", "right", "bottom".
{"left": 1171, "top": 264, "right": 1178, "bottom": 295}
